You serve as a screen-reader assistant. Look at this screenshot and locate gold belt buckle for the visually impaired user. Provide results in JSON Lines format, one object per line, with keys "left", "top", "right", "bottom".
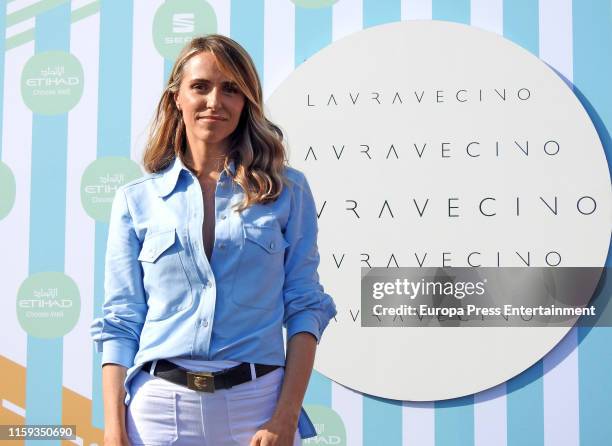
{"left": 186, "top": 371, "right": 215, "bottom": 392}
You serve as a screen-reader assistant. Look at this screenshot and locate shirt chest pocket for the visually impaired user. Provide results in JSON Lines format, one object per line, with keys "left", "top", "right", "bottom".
{"left": 138, "top": 228, "right": 194, "bottom": 321}
{"left": 243, "top": 224, "right": 290, "bottom": 255}
{"left": 232, "top": 224, "right": 290, "bottom": 310}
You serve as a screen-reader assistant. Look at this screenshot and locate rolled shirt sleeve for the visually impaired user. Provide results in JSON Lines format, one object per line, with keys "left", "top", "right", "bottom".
{"left": 89, "top": 186, "right": 147, "bottom": 368}
{"left": 282, "top": 170, "right": 337, "bottom": 344}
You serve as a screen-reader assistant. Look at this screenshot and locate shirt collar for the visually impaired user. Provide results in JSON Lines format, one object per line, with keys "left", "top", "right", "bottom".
{"left": 155, "top": 155, "right": 236, "bottom": 198}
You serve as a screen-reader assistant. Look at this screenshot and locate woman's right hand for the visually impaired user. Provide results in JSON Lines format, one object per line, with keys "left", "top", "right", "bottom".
{"left": 102, "top": 364, "right": 130, "bottom": 446}
{"left": 103, "top": 429, "right": 131, "bottom": 446}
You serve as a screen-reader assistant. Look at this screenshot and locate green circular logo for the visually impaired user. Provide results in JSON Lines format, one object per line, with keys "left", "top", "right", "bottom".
{"left": 21, "top": 51, "right": 84, "bottom": 115}
{"left": 291, "top": 0, "right": 339, "bottom": 8}
{"left": 153, "top": 0, "right": 217, "bottom": 60}
{"left": 0, "top": 161, "right": 16, "bottom": 220}
{"left": 80, "top": 157, "right": 142, "bottom": 222}
{"left": 303, "top": 405, "right": 346, "bottom": 445}
{"left": 17, "top": 272, "right": 81, "bottom": 338}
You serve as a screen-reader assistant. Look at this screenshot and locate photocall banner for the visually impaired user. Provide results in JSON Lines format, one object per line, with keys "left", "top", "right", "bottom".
{"left": 0, "top": 1, "right": 611, "bottom": 446}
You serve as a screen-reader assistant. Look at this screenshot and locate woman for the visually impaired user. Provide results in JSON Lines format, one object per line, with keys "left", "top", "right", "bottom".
{"left": 90, "top": 34, "right": 337, "bottom": 446}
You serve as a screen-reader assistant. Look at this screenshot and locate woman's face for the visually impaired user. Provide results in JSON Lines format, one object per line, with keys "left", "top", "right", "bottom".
{"left": 174, "top": 51, "right": 246, "bottom": 150}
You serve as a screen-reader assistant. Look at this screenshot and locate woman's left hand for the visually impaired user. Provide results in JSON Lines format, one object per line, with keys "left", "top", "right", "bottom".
{"left": 249, "top": 413, "right": 298, "bottom": 446}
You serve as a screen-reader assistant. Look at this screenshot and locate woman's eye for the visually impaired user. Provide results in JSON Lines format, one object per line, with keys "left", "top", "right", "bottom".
{"left": 224, "top": 85, "right": 238, "bottom": 93}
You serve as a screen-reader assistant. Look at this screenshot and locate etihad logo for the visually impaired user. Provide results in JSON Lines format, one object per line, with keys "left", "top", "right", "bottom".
{"left": 25, "top": 65, "right": 80, "bottom": 89}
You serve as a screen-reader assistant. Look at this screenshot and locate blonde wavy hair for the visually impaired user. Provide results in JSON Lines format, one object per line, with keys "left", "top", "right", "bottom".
{"left": 142, "top": 34, "right": 288, "bottom": 211}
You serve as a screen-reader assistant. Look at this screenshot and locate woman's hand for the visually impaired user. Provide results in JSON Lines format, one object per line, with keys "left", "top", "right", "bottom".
{"left": 249, "top": 332, "right": 317, "bottom": 445}
{"left": 249, "top": 412, "right": 298, "bottom": 446}
{"left": 103, "top": 429, "right": 131, "bottom": 446}
{"left": 101, "top": 364, "right": 130, "bottom": 446}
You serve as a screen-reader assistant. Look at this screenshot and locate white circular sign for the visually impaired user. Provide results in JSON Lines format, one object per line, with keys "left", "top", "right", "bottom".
{"left": 267, "top": 21, "right": 612, "bottom": 400}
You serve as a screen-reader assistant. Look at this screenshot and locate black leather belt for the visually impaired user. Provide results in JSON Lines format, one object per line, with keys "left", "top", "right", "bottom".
{"left": 141, "top": 359, "right": 281, "bottom": 393}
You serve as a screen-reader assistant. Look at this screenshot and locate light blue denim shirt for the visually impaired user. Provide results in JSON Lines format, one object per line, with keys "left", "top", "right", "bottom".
{"left": 89, "top": 155, "right": 337, "bottom": 438}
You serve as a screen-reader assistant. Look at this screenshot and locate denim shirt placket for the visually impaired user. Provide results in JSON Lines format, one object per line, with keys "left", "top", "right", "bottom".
{"left": 180, "top": 165, "right": 237, "bottom": 358}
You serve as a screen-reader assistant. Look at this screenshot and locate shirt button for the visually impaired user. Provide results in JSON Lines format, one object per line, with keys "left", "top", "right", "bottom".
{"left": 269, "top": 242, "right": 275, "bottom": 249}
{"left": 221, "top": 215, "right": 227, "bottom": 220}
{"left": 202, "top": 320, "right": 209, "bottom": 327}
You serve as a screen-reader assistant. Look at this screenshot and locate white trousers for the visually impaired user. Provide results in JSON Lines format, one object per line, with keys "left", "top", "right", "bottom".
{"left": 126, "top": 365, "right": 301, "bottom": 446}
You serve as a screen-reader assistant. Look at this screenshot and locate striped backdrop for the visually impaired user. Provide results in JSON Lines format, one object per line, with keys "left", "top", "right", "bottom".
{"left": 0, "top": 1, "right": 610, "bottom": 445}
